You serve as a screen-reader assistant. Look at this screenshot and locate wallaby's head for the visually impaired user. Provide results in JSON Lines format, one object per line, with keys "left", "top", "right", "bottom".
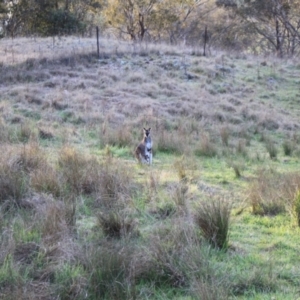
{"left": 143, "top": 127, "right": 151, "bottom": 137}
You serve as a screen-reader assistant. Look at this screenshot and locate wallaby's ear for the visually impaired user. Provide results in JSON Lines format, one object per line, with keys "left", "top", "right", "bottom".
{"left": 148, "top": 127, "right": 151, "bottom": 131}
{"left": 143, "top": 127, "right": 146, "bottom": 131}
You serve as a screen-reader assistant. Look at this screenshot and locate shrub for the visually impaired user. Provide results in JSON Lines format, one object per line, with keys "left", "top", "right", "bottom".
{"left": 194, "top": 198, "right": 231, "bottom": 250}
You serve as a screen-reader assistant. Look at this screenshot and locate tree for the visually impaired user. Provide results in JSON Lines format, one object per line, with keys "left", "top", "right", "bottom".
{"left": 3, "top": 0, "right": 104, "bottom": 37}
{"left": 103, "top": 0, "right": 209, "bottom": 42}
{"left": 217, "top": 0, "right": 300, "bottom": 56}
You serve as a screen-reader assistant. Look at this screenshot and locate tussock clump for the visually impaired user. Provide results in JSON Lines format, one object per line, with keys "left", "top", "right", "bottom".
{"left": 97, "top": 211, "right": 137, "bottom": 239}
{"left": 0, "top": 147, "right": 30, "bottom": 204}
{"left": 13, "top": 242, "right": 40, "bottom": 265}
{"left": 16, "top": 122, "right": 36, "bottom": 143}
{"left": 86, "top": 242, "right": 135, "bottom": 299}
{"left": 293, "top": 191, "right": 300, "bottom": 227}
{"left": 230, "top": 268, "right": 276, "bottom": 296}
{"left": 100, "top": 123, "right": 133, "bottom": 148}
{"left": 194, "top": 134, "right": 218, "bottom": 157}
{"left": 31, "top": 164, "right": 63, "bottom": 197}
{"left": 248, "top": 169, "right": 300, "bottom": 215}
{"left": 58, "top": 146, "right": 101, "bottom": 194}
{"left": 9, "top": 142, "right": 45, "bottom": 173}
{"left": 0, "top": 119, "right": 9, "bottom": 142}
{"left": 97, "top": 156, "right": 134, "bottom": 206}
{"left": 191, "top": 279, "right": 229, "bottom": 300}
{"left": 155, "top": 129, "right": 188, "bottom": 154}
{"left": 194, "top": 197, "right": 231, "bottom": 250}
{"left": 53, "top": 263, "right": 87, "bottom": 300}
{"left": 282, "top": 139, "right": 295, "bottom": 156}
{"left": 236, "top": 139, "right": 248, "bottom": 157}
{"left": 39, "top": 199, "right": 69, "bottom": 245}
{"left": 220, "top": 126, "right": 230, "bottom": 146}
{"left": 138, "top": 220, "right": 194, "bottom": 288}
{"left": 265, "top": 138, "right": 278, "bottom": 159}
{"left": 38, "top": 128, "right": 54, "bottom": 140}
{"left": 173, "top": 156, "right": 187, "bottom": 181}
{"left": 95, "top": 157, "right": 137, "bottom": 238}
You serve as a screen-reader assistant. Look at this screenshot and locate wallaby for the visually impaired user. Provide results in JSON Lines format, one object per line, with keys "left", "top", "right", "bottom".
{"left": 135, "top": 127, "right": 152, "bottom": 165}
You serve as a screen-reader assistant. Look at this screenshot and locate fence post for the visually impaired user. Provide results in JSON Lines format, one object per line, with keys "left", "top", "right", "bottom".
{"left": 96, "top": 26, "right": 100, "bottom": 59}
{"left": 203, "top": 25, "right": 208, "bottom": 57}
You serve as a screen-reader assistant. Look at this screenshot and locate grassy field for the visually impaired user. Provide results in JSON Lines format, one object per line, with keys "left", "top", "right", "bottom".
{"left": 1, "top": 36, "right": 300, "bottom": 299}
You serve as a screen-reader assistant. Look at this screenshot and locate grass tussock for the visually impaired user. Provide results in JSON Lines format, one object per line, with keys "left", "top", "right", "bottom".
{"left": 97, "top": 211, "right": 137, "bottom": 239}
{"left": 194, "top": 134, "right": 218, "bottom": 158}
{"left": 100, "top": 123, "right": 134, "bottom": 148}
{"left": 97, "top": 156, "right": 135, "bottom": 205}
{"left": 58, "top": 146, "right": 100, "bottom": 194}
{"left": 53, "top": 263, "right": 87, "bottom": 300}
{"left": 249, "top": 170, "right": 285, "bottom": 216}
{"left": 30, "top": 164, "right": 63, "bottom": 197}
{"left": 248, "top": 169, "right": 300, "bottom": 216}
{"left": 293, "top": 190, "right": 300, "bottom": 227}
{"left": 86, "top": 242, "right": 135, "bottom": 299}
{"left": 265, "top": 138, "right": 278, "bottom": 159}
{"left": 155, "top": 129, "right": 188, "bottom": 154}
{"left": 0, "top": 146, "right": 36, "bottom": 205}
{"left": 139, "top": 220, "right": 194, "bottom": 288}
{"left": 282, "top": 139, "right": 296, "bottom": 156}
{"left": 194, "top": 197, "right": 231, "bottom": 250}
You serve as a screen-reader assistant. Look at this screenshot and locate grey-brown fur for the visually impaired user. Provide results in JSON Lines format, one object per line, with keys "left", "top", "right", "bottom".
{"left": 135, "top": 128, "right": 152, "bottom": 165}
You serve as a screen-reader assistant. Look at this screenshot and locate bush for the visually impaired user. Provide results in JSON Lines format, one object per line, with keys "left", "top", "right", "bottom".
{"left": 194, "top": 198, "right": 231, "bottom": 250}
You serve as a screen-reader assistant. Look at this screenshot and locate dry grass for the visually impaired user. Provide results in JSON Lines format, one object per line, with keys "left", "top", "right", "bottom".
{"left": 30, "top": 163, "right": 63, "bottom": 197}
{"left": 194, "top": 133, "right": 218, "bottom": 158}
{"left": 0, "top": 37, "right": 298, "bottom": 159}
{"left": 194, "top": 197, "right": 231, "bottom": 250}
{"left": 58, "top": 146, "right": 101, "bottom": 194}
{"left": 1, "top": 36, "right": 300, "bottom": 299}
{"left": 248, "top": 169, "right": 300, "bottom": 216}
